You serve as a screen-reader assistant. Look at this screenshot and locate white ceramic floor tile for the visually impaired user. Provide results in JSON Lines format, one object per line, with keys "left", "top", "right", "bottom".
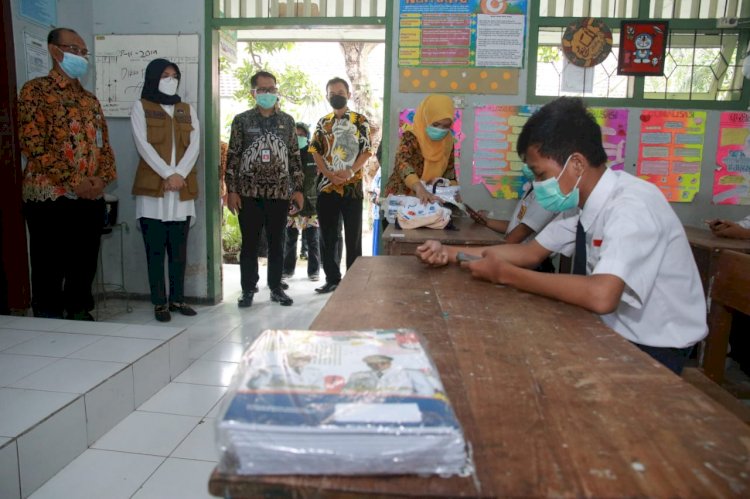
{"left": 3, "top": 332, "right": 102, "bottom": 357}
{"left": 2, "top": 317, "right": 68, "bottom": 332}
{"left": 0, "top": 329, "right": 44, "bottom": 351}
{"left": 133, "top": 344, "right": 170, "bottom": 407}
{"left": 0, "top": 438, "right": 20, "bottom": 499}
{"left": 206, "top": 395, "right": 227, "bottom": 419}
{"left": 200, "top": 341, "right": 244, "bottom": 363}
{"left": 185, "top": 323, "right": 231, "bottom": 343}
{"left": 84, "top": 367, "right": 134, "bottom": 446}
{"left": 28, "top": 449, "right": 164, "bottom": 499}
{"left": 67, "top": 336, "right": 162, "bottom": 363}
{"left": 173, "top": 360, "right": 238, "bottom": 387}
{"left": 92, "top": 411, "right": 201, "bottom": 456}
{"left": 0, "top": 388, "right": 79, "bottom": 437}
{"left": 137, "top": 382, "right": 226, "bottom": 417}
{"left": 10, "top": 358, "right": 127, "bottom": 394}
{"left": 112, "top": 324, "right": 184, "bottom": 341}
{"left": 171, "top": 418, "right": 220, "bottom": 462}
{"left": 131, "top": 457, "right": 217, "bottom": 499}
{"left": 189, "top": 339, "right": 217, "bottom": 360}
{"left": 17, "top": 397, "right": 87, "bottom": 497}
{"left": 169, "top": 333, "right": 190, "bottom": 379}
{"left": 0, "top": 354, "right": 57, "bottom": 387}
{"left": 53, "top": 320, "right": 127, "bottom": 335}
{"left": 0, "top": 314, "right": 16, "bottom": 326}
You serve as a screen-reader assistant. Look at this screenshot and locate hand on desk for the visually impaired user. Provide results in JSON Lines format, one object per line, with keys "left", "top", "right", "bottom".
{"left": 416, "top": 240, "right": 450, "bottom": 266}
{"left": 707, "top": 219, "right": 750, "bottom": 240}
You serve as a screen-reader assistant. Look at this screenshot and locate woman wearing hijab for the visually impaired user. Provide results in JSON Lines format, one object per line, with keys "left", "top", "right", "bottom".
{"left": 131, "top": 58, "right": 200, "bottom": 322}
{"left": 384, "top": 94, "right": 456, "bottom": 204}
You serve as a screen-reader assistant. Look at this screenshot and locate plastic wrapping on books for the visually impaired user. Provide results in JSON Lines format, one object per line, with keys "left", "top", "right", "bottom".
{"left": 215, "top": 328, "right": 473, "bottom": 477}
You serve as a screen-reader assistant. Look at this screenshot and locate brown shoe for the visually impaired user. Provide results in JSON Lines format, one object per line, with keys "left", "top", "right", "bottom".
{"left": 169, "top": 302, "right": 197, "bottom": 316}
{"left": 154, "top": 305, "right": 171, "bottom": 322}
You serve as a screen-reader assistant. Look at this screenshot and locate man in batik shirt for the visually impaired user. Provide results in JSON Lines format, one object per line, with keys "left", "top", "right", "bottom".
{"left": 309, "top": 77, "right": 373, "bottom": 294}
{"left": 225, "top": 71, "right": 304, "bottom": 308}
{"left": 18, "top": 27, "right": 116, "bottom": 320}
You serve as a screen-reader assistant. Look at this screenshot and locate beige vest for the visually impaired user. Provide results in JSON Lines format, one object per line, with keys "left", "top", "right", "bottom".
{"left": 131, "top": 99, "right": 198, "bottom": 200}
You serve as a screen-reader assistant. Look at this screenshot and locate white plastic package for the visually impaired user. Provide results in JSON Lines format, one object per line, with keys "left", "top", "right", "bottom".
{"left": 215, "top": 329, "right": 472, "bottom": 476}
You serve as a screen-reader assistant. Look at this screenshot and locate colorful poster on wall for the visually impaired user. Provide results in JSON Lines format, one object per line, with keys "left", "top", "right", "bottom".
{"left": 398, "top": 0, "right": 527, "bottom": 68}
{"left": 398, "top": 108, "right": 465, "bottom": 177}
{"left": 589, "top": 107, "right": 628, "bottom": 171}
{"left": 714, "top": 112, "right": 750, "bottom": 205}
{"left": 473, "top": 105, "right": 539, "bottom": 199}
{"left": 637, "top": 110, "right": 705, "bottom": 202}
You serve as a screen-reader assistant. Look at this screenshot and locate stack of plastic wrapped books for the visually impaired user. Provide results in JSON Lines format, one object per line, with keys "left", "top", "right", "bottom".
{"left": 216, "top": 328, "right": 471, "bottom": 476}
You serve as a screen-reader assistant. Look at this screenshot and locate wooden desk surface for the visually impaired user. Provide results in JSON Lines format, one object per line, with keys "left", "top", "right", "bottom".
{"left": 684, "top": 225, "right": 750, "bottom": 252}
{"left": 383, "top": 216, "right": 504, "bottom": 255}
{"left": 210, "top": 257, "right": 750, "bottom": 498}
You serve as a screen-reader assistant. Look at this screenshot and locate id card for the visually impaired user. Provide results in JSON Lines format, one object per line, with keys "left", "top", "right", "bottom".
{"left": 95, "top": 127, "right": 103, "bottom": 148}
{"left": 261, "top": 149, "right": 271, "bottom": 163}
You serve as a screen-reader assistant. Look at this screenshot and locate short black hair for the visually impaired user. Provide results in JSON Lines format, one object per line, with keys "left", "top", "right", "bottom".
{"left": 47, "top": 28, "right": 78, "bottom": 45}
{"left": 295, "top": 122, "right": 310, "bottom": 138}
{"left": 517, "top": 97, "right": 608, "bottom": 168}
{"left": 250, "top": 71, "right": 276, "bottom": 89}
{"left": 326, "top": 77, "right": 349, "bottom": 93}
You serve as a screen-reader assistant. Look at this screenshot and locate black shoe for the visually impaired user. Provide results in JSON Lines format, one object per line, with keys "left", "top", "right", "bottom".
{"left": 68, "top": 311, "right": 95, "bottom": 321}
{"left": 251, "top": 285, "right": 259, "bottom": 293}
{"left": 270, "top": 288, "right": 293, "bottom": 306}
{"left": 315, "top": 282, "right": 338, "bottom": 294}
{"left": 154, "top": 305, "right": 171, "bottom": 322}
{"left": 169, "top": 302, "right": 197, "bottom": 316}
{"left": 238, "top": 292, "right": 254, "bottom": 308}
{"left": 309, "top": 273, "right": 320, "bottom": 281}
{"left": 282, "top": 272, "right": 294, "bottom": 279}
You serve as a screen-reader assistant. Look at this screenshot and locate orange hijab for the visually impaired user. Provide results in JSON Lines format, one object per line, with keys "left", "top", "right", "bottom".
{"left": 413, "top": 94, "right": 455, "bottom": 183}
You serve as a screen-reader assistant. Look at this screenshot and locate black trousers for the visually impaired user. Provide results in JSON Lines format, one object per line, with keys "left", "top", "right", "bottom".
{"left": 283, "top": 225, "right": 320, "bottom": 277}
{"left": 139, "top": 217, "right": 190, "bottom": 306}
{"left": 317, "top": 192, "right": 362, "bottom": 284}
{"left": 24, "top": 198, "right": 104, "bottom": 318}
{"left": 237, "top": 197, "right": 288, "bottom": 292}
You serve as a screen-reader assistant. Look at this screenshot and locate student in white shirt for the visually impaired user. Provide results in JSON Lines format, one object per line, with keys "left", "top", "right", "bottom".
{"left": 131, "top": 59, "right": 199, "bottom": 322}
{"left": 416, "top": 97, "right": 707, "bottom": 374}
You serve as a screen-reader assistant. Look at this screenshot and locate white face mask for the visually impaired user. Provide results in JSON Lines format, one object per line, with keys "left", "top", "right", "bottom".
{"left": 158, "top": 77, "right": 179, "bottom": 96}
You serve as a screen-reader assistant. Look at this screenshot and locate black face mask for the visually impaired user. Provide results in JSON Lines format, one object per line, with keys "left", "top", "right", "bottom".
{"left": 329, "top": 95, "right": 347, "bottom": 110}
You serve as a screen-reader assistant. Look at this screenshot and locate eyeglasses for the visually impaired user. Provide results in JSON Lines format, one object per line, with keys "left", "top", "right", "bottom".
{"left": 54, "top": 43, "right": 89, "bottom": 57}
{"left": 254, "top": 87, "right": 278, "bottom": 94}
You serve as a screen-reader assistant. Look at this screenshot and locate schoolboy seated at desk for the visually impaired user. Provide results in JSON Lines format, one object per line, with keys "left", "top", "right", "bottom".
{"left": 706, "top": 215, "right": 750, "bottom": 240}
{"left": 416, "top": 97, "right": 707, "bottom": 375}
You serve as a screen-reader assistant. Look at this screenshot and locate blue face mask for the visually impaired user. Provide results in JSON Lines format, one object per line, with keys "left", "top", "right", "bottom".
{"left": 59, "top": 52, "right": 89, "bottom": 79}
{"left": 521, "top": 163, "right": 535, "bottom": 181}
{"left": 255, "top": 93, "right": 278, "bottom": 109}
{"left": 297, "top": 136, "right": 308, "bottom": 149}
{"left": 532, "top": 155, "right": 582, "bottom": 212}
{"left": 426, "top": 125, "right": 449, "bottom": 141}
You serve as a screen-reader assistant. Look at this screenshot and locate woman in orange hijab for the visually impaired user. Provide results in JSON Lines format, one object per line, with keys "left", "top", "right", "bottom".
{"left": 383, "top": 94, "right": 456, "bottom": 203}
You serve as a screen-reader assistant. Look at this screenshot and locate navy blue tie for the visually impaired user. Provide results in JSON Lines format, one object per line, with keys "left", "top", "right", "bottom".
{"left": 573, "top": 221, "right": 587, "bottom": 275}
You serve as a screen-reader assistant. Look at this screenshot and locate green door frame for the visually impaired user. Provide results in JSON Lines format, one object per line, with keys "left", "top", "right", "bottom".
{"left": 202, "top": 2, "right": 393, "bottom": 302}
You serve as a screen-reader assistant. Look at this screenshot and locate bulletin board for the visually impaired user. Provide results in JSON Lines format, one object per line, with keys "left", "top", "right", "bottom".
{"left": 94, "top": 34, "right": 199, "bottom": 117}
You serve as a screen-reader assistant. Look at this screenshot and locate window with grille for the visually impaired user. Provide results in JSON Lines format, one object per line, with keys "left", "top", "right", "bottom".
{"left": 529, "top": 0, "right": 750, "bottom": 108}
{"left": 214, "top": 0, "right": 387, "bottom": 18}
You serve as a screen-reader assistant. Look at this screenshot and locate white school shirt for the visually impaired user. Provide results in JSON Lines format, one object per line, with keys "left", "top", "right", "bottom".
{"left": 738, "top": 214, "right": 750, "bottom": 229}
{"left": 131, "top": 100, "right": 199, "bottom": 223}
{"left": 506, "top": 185, "right": 557, "bottom": 242}
{"left": 535, "top": 168, "right": 707, "bottom": 349}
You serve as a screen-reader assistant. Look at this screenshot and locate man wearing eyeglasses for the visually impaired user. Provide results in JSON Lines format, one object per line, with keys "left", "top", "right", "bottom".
{"left": 17, "top": 27, "right": 116, "bottom": 321}
{"left": 225, "top": 71, "right": 304, "bottom": 308}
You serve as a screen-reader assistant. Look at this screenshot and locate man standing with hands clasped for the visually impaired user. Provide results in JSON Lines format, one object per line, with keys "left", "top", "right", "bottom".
{"left": 309, "top": 77, "right": 373, "bottom": 294}
{"left": 225, "top": 71, "right": 304, "bottom": 308}
{"left": 18, "top": 27, "right": 117, "bottom": 321}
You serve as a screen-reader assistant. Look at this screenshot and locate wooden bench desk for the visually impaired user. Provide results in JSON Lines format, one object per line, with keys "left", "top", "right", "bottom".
{"left": 684, "top": 225, "right": 750, "bottom": 296}
{"left": 382, "top": 216, "right": 504, "bottom": 255}
{"left": 209, "top": 256, "right": 750, "bottom": 498}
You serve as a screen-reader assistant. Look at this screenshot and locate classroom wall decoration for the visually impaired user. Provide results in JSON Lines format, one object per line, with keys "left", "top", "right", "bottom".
{"left": 473, "top": 105, "right": 539, "bottom": 199}
{"left": 94, "top": 34, "right": 199, "bottom": 117}
{"left": 617, "top": 20, "right": 668, "bottom": 76}
{"left": 398, "top": 0, "right": 526, "bottom": 94}
{"left": 398, "top": 107, "right": 465, "bottom": 177}
{"left": 637, "top": 109, "right": 705, "bottom": 202}
{"left": 561, "top": 18, "right": 613, "bottom": 68}
{"left": 713, "top": 111, "right": 750, "bottom": 205}
{"left": 588, "top": 107, "right": 628, "bottom": 171}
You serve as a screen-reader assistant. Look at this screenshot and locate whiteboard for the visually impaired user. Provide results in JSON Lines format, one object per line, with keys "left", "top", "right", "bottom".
{"left": 94, "top": 34, "right": 199, "bottom": 117}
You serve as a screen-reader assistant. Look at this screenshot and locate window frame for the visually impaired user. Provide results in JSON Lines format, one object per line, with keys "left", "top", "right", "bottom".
{"left": 526, "top": 9, "right": 750, "bottom": 110}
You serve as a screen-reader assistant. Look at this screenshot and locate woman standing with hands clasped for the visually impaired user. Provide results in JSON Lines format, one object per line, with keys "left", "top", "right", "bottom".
{"left": 383, "top": 94, "right": 456, "bottom": 204}
{"left": 131, "top": 58, "right": 200, "bottom": 322}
